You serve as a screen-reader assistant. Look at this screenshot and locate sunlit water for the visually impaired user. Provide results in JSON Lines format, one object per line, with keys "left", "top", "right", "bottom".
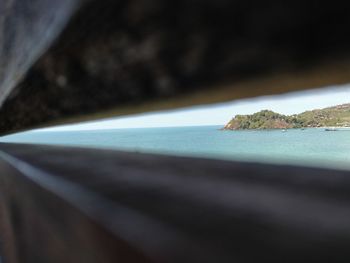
{"left": 1, "top": 125, "right": 350, "bottom": 169}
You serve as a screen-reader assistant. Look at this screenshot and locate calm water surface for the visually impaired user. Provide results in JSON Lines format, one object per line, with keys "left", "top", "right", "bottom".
{"left": 1, "top": 125, "right": 350, "bottom": 169}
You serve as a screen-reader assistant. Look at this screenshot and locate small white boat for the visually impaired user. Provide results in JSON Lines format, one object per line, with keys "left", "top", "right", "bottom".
{"left": 282, "top": 129, "right": 287, "bottom": 132}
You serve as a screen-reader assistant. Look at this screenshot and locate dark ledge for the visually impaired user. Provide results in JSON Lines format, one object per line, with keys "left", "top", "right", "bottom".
{"left": 1, "top": 143, "right": 350, "bottom": 262}
{"left": 1, "top": 1, "right": 350, "bottom": 133}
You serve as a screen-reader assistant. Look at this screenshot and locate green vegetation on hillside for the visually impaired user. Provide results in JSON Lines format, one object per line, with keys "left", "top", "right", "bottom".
{"left": 223, "top": 103, "right": 350, "bottom": 130}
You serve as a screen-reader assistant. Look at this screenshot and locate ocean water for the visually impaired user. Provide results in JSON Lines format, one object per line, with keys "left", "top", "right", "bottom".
{"left": 1, "top": 125, "right": 350, "bottom": 169}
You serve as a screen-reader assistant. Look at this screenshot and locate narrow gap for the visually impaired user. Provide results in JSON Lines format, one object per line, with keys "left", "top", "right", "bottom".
{"left": 2, "top": 84, "right": 350, "bottom": 170}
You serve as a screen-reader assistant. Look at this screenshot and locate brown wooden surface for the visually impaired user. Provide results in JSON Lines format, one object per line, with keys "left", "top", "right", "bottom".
{"left": 1, "top": 143, "right": 350, "bottom": 262}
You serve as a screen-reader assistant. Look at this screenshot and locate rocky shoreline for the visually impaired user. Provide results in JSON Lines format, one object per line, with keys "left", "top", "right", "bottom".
{"left": 223, "top": 104, "right": 350, "bottom": 130}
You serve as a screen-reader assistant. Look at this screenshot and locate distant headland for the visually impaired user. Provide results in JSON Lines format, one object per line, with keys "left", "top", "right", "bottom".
{"left": 223, "top": 103, "right": 350, "bottom": 130}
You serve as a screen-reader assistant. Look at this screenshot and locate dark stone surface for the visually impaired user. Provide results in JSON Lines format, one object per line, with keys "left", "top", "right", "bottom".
{"left": 1, "top": 1, "right": 350, "bottom": 133}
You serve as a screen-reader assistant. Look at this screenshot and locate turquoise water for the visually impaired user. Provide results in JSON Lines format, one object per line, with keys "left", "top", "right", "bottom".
{"left": 1, "top": 125, "right": 350, "bottom": 169}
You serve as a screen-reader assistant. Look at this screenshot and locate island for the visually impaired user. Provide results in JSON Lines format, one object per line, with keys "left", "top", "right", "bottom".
{"left": 223, "top": 103, "right": 350, "bottom": 130}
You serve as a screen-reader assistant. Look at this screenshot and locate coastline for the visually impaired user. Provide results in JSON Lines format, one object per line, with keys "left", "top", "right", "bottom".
{"left": 222, "top": 126, "right": 350, "bottom": 131}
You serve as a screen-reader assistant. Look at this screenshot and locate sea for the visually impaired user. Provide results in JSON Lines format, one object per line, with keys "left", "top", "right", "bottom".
{"left": 1, "top": 125, "right": 350, "bottom": 170}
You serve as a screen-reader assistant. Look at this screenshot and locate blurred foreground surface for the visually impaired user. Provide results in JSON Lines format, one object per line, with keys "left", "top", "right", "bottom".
{"left": 2, "top": 143, "right": 350, "bottom": 262}
{"left": 2, "top": 1, "right": 350, "bottom": 133}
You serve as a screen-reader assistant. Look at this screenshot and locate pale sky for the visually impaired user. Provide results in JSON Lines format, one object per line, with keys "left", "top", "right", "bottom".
{"left": 38, "top": 83, "right": 350, "bottom": 131}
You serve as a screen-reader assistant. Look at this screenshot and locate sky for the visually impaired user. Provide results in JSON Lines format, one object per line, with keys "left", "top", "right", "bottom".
{"left": 38, "top": 83, "right": 350, "bottom": 131}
